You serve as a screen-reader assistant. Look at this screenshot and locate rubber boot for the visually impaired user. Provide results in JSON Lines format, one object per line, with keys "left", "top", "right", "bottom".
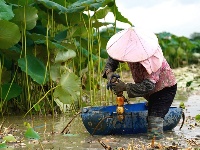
{"left": 147, "top": 116, "right": 164, "bottom": 140}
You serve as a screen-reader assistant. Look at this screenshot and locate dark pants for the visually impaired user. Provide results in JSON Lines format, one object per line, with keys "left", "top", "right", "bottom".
{"left": 148, "top": 84, "right": 177, "bottom": 118}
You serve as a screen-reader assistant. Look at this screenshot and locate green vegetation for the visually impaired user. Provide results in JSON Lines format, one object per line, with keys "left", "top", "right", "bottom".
{"left": 0, "top": 0, "right": 199, "bottom": 116}
{"left": 0, "top": 121, "right": 40, "bottom": 148}
{"left": 0, "top": 0, "right": 132, "bottom": 115}
{"left": 157, "top": 32, "right": 200, "bottom": 68}
{"left": 196, "top": 114, "right": 200, "bottom": 122}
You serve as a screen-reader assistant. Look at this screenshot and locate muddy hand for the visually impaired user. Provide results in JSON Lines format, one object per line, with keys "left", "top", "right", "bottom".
{"left": 106, "top": 74, "right": 120, "bottom": 90}
{"left": 112, "top": 80, "right": 126, "bottom": 95}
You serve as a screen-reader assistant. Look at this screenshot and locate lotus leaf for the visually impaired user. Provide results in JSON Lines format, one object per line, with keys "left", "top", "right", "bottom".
{"left": 0, "top": 20, "right": 21, "bottom": 49}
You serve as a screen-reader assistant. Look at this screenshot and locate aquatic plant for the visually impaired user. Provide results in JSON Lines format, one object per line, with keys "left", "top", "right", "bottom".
{"left": 0, "top": 0, "right": 131, "bottom": 115}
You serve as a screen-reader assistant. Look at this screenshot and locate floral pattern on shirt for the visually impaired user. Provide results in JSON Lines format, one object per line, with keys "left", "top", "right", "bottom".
{"left": 128, "top": 58, "right": 176, "bottom": 95}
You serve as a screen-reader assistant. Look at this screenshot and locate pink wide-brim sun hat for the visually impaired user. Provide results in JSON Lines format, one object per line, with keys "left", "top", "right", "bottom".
{"left": 106, "top": 27, "right": 164, "bottom": 74}
{"left": 106, "top": 27, "right": 159, "bottom": 62}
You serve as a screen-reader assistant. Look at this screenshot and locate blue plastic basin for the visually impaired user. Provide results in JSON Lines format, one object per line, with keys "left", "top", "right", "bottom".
{"left": 81, "top": 102, "right": 182, "bottom": 135}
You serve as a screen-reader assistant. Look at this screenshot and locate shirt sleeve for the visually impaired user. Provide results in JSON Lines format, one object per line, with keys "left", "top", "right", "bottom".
{"left": 126, "top": 79, "right": 155, "bottom": 98}
{"left": 102, "top": 56, "right": 119, "bottom": 78}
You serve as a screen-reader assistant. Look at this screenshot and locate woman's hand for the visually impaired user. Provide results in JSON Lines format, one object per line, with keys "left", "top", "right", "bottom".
{"left": 112, "top": 80, "right": 127, "bottom": 94}
{"left": 106, "top": 73, "right": 120, "bottom": 90}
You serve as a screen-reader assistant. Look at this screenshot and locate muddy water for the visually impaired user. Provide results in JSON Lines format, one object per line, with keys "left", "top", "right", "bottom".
{"left": 1, "top": 64, "right": 200, "bottom": 149}
{"left": 1, "top": 93, "right": 199, "bottom": 150}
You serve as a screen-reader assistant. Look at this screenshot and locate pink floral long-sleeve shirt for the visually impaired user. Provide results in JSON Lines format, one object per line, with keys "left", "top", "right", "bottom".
{"left": 128, "top": 58, "right": 176, "bottom": 95}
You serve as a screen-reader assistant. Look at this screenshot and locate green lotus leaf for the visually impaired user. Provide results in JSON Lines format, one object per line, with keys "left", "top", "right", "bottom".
{"left": 37, "top": 0, "right": 84, "bottom": 14}
{"left": 68, "top": 0, "right": 114, "bottom": 12}
{"left": 50, "top": 41, "right": 68, "bottom": 50}
{"left": 18, "top": 55, "right": 49, "bottom": 85}
{"left": 1, "top": 46, "right": 21, "bottom": 62}
{"left": 0, "top": 0, "right": 14, "bottom": 20}
{"left": 157, "top": 32, "right": 172, "bottom": 39}
{"left": 24, "top": 122, "right": 31, "bottom": 128}
{"left": 1, "top": 68, "right": 11, "bottom": 84}
{"left": 0, "top": 20, "right": 21, "bottom": 49}
{"left": 3, "top": 135, "right": 17, "bottom": 142}
{"left": 60, "top": 12, "right": 88, "bottom": 26}
{"left": 37, "top": 0, "right": 114, "bottom": 14}
{"left": 69, "top": 25, "right": 89, "bottom": 38}
{"left": 31, "top": 24, "right": 47, "bottom": 35}
{"left": 52, "top": 0, "right": 66, "bottom": 6}
{"left": 0, "top": 141, "right": 6, "bottom": 148}
{"left": 75, "top": 26, "right": 88, "bottom": 37}
{"left": 54, "top": 86, "right": 75, "bottom": 104}
{"left": 166, "top": 47, "right": 176, "bottom": 56}
{"left": 55, "top": 49, "right": 76, "bottom": 63}
{"left": 54, "top": 72, "right": 80, "bottom": 104}
{"left": 179, "top": 102, "right": 185, "bottom": 109}
{"left": 50, "top": 63, "right": 61, "bottom": 82}
{"left": 28, "top": 33, "right": 46, "bottom": 42}
{"left": 110, "top": 4, "right": 132, "bottom": 26}
{"left": 168, "top": 39, "right": 179, "bottom": 46}
{"left": 92, "top": 6, "right": 110, "bottom": 20}
{"left": 50, "top": 64, "right": 69, "bottom": 82}
{"left": 195, "top": 114, "right": 200, "bottom": 121}
{"left": 0, "top": 83, "right": 22, "bottom": 101}
{"left": 11, "top": 6, "right": 38, "bottom": 30}
{"left": 33, "top": 103, "right": 41, "bottom": 112}
{"left": 24, "top": 122, "right": 40, "bottom": 139}
{"left": 54, "top": 30, "right": 67, "bottom": 42}
{"left": 92, "top": 21, "right": 110, "bottom": 28}
{"left": 5, "top": 0, "right": 34, "bottom": 6}
{"left": 177, "top": 47, "right": 185, "bottom": 56}
{"left": 32, "top": 38, "right": 68, "bottom": 51}
{"left": 60, "top": 72, "right": 80, "bottom": 94}
{"left": 100, "top": 49, "right": 108, "bottom": 58}
{"left": 24, "top": 128, "right": 40, "bottom": 140}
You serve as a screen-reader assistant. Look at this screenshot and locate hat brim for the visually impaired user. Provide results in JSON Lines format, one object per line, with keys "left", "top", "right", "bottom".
{"left": 106, "top": 27, "right": 159, "bottom": 62}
